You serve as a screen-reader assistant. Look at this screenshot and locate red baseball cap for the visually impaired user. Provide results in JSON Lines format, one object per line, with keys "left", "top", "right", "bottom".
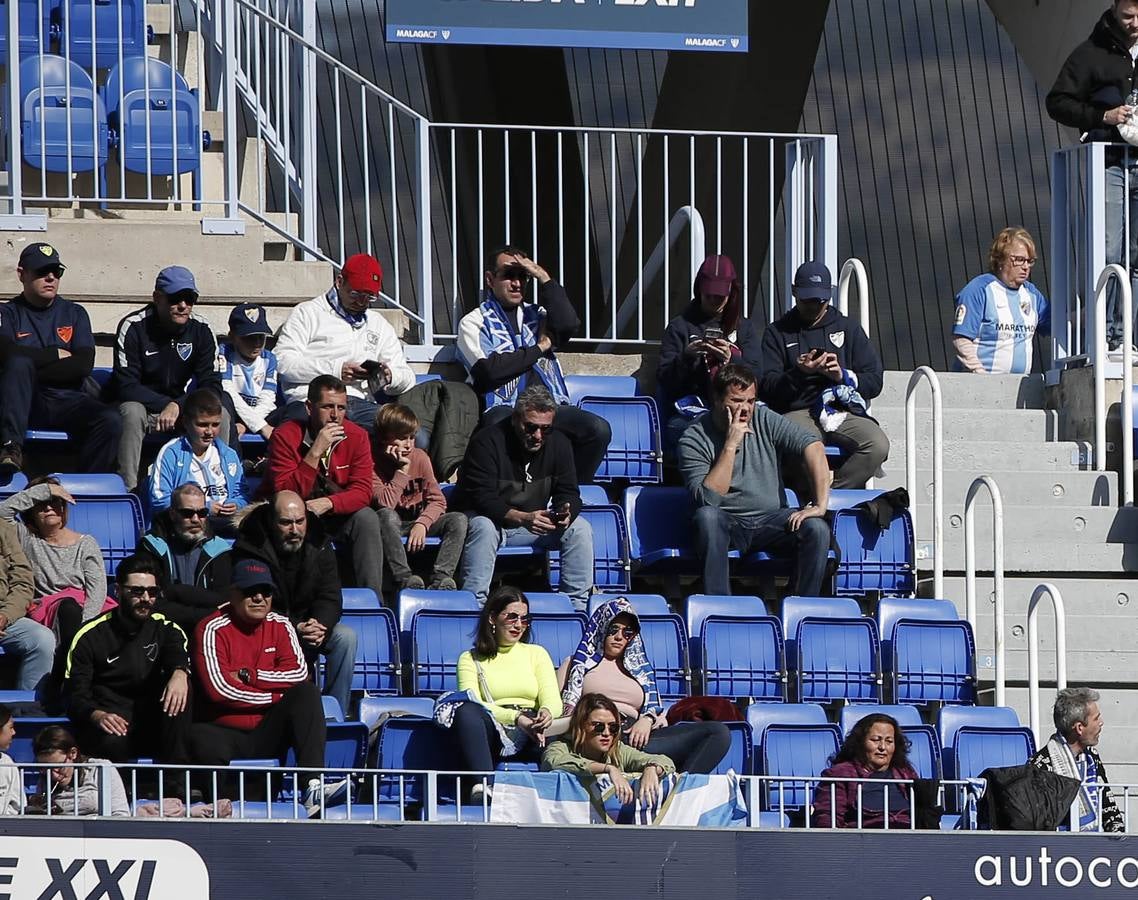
{"left": 341, "top": 254, "right": 383, "bottom": 294}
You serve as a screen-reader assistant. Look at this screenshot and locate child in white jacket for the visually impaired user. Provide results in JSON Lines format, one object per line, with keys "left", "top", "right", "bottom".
{"left": 0, "top": 705, "right": 25, "bottom": 815}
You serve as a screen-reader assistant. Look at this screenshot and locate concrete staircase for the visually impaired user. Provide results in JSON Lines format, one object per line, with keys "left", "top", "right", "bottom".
{"left": 872, "top": 371, "right": 1138, "bottom": 782}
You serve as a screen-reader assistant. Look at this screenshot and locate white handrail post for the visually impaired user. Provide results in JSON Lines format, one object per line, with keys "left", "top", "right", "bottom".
{"left": 820, "top": 134, "right": 839, "bottom": 281}
{"left": 415, "top": 118, "right": 434, "bottom": 347}
{"left": 298, "top": 0, "right": 317, "bottom": 259}
{"left": 1092, "top": 264, "right": 1134, "bottom": 504}
{"left": 6, "top": 0, "right": 21, "bottom": 216}
{"left": 201, "top": 0, "right": 246, "bottom": 235}
{"left": 904, "top": 366, "right": 944, "bottom": 599}
{"left": 1027, "top": 583, "right": 1068, "bottom": 746}
{"left": 838, "top": 257, "right": 870, "bottom": 341}
{"left": 1049, "top": 149, "right": 1070, "bottom": 377}
{"left": 963, "top": 475, "right": 1006, "bottom": 707}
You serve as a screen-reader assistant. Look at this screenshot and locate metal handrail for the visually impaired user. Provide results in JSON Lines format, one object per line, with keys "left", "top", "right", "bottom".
{"left": 964, "top": 475, "right": 1006, "bottom": 707}
{"left": 904, "top": 366, "right": 944, "bottom": 598}
{"left": 837, "top": 257, "right": 870, "bottom": 341}
{"left": 1092, "top": 264, "right": 1134, "bottom": 505}
{"left": 1027, "top": 582, "right": 1069, "bottom": 747}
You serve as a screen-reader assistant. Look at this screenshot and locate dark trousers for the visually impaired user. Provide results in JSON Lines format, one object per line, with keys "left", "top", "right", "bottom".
{"left": 451, "top": 700, "right": 505, "bottom": 772}
{"left": 642, "top": 722, "right": 732, "bottom": 775}
{"left": 0, "top": 356, "right": 121, "bottom": 471}
{"left": 189, "top": 681, "right": 326, "bottom": 769}
{"left": 376, "top": 508, "right": 467, "bottom": 584}
{"left": 483, "top": 403, "right": 612, "bottom": 483}
{"left": 74, "top": 694, "right": 193, "bottom": 764}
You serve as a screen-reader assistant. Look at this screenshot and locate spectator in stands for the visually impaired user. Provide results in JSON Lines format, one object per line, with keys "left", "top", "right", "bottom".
{"left": 218, "top": 302, "right": 281, "bottom": 442}
{"left": 542, "top": 693, "right": 674, "bottom": 806}
{"left": 558, "top": 598, "right": 729, "bottom": 774}
{"left": 229, "top": 491, "right": 355, "bottom": 717}
{"left": 457, "top": 245, "right": 611, "bottom": 482}
{"left": 0, "top": 515, "right": 55, "bottom": 695}
{"left": 64, "top": 555, "right": 191, "bottom": 764}
{"left": 260, "top": 375, "right": 383, "bottom": 595}
{"left": 758, "top": 260, "right": 887, "bottom": 490}
{"left": 190, "top": 559, "right": 339, "bottom": 816}
{"left": 372, "top": 404, "right": 467, "bottom": 592}
{"left": 438, "top": 587, "right": 562, "bottom": 800}
{"left": 0, "top": 706, "right": 23, "bottom": 815}
{"left": 137, "top": 483, "right": 233, "bottom": 635}
{"left": 657, "top": 255, "right": 762, "bottom": 454}
{"left": 0, "top": 243, "right": 121, "bottom": 475}
{"left": 1048, "top": 0, "right": 1138, "bottom": 351}
{"left": 953, "top": 228, "right": 1050, "bottom": 375}
{"left": 678, "top": 365, "right": 829, "bottom": 598}
{"left": 274, "top": 254, "right": 414, "bottom": 434}
{"left": 0, "top": 476, "right": 110, "bottom": 693}
{"left": 1030, "top": 686, "right": 1124, "bottom": 832}
{"left": 454, "top": 385, "right": 593, "bottom": 609}
{"left": 30, "top": 725, "right": 129, "bottom": 817}
{"left": 111, "top": 266, "right": 225, "bottom": 491}
{"left": 811, "top": 713, "right": 918, "bottom": 829}
{"left": 147, "top": 388, "right": 248, "bottom": 528}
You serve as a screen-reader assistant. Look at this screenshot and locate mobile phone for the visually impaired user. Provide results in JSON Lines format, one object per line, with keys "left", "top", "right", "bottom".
{"left": 360, "top": 360, "right": 382, "bottom": 373}
{"left": 809, "top": 348, "right": 824, "bottom": 361}
{"left": 704, "top": 325, "right": 724, "bottom": 342}
{"left": 556, "top": 502, "right": 572, "bottom": 523}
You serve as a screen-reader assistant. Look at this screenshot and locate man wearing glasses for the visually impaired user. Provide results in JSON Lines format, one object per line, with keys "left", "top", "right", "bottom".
{"left": 457, "top": 245, "right": 611, "bottom": 483}
{"left": 64, "top": 554, "right": 192, "bottom": 764}
{"left": 0, "top": 243, "right": 122, "bottom": 475}
{"left": 274, "top": 253, "right": 416, "bottom": 434}
{"left": 110, "top": 265, "right": 226, "bottom": 491}
{"left": 454, "top": 384, "right": 593, "bottom": 609}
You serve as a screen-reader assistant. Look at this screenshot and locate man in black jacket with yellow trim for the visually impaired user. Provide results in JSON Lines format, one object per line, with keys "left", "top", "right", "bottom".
{"left": 65, "top": 554, "right": 192, "bottom": 763}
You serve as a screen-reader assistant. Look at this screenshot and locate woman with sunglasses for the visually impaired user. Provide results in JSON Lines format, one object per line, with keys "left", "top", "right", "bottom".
{"left": 447, "top": 587, "right": 563, "bottom": 792}
{"left": 542, "top": 693, "right": 675, "bottom": 805}
{"left": 558, "top": 597, "right": 730, "bottom": 774}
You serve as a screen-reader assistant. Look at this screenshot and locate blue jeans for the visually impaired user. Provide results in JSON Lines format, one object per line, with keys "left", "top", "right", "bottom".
{"left": 693, "top": 506, "right": 829, "bottom": 597}
{"left": 0, "top": 617, "right": 56, "bottom": 693}
{"left": 304, "top": 623, "right": 358, "bottom": 718}
{"left": 1104, "top": 164, "right": 1138, "bottom": 346}
{"left": 460, "top": 514, "right": 594, "bottom": 609}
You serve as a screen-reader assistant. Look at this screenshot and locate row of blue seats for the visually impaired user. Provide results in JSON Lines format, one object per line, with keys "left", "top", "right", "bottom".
{"left": 1, "top": 0, "right": 148, "bottom": 67}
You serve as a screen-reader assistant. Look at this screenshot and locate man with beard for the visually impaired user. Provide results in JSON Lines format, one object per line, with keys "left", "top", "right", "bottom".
{"left": 64, "top": 554, "right": 192, "bottom": 763}
{"left": 231, "top": 491, "right": 355, "bottom": 716}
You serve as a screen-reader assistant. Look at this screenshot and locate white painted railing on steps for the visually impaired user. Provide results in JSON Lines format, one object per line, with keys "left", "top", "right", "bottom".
{"left": 1027, "top": 582, "right": 1068, "bottom": 748}
{"left": 904, "top": 366, "right": 943, "bottom": 599}
{"left": 837, "top": 257, "right": 870, "bottom": 341}
{"left": 1091, "top": 264, "right": 1134, "bottom": 506}
{"left": 964, "top": 475, "right": 1006, "bottom": 708}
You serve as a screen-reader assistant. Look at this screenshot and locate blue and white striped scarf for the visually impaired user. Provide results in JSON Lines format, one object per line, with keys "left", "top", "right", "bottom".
{"left": 1047, "top": 733, "right": 1102, "bottom": 831}
{"left": 433, "top": 689, "right": 526, "bottom": 758}
{"left": 477, "top": 292, "right": 569, "bottom": 409}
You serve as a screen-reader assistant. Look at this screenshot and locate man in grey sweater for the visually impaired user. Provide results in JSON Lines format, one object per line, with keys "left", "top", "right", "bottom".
{"left": 677, "top": 364, "right": 830, "bottom": 597}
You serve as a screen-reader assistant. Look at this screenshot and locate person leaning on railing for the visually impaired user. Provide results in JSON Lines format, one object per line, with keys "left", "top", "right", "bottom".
{"left": 811, "top": 713, "right": 918, "bottom": 829}
{"left": 28, "top": 724, "right": 130, "bottom": 817}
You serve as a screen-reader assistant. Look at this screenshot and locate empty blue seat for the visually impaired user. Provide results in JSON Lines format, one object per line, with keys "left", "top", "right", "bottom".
{"left": 340, "top": 608, "right": 400, "bottom": 697}
{"left": 637, "top": 614, "right": 690, "bottom": 702}
{"left": 0, "top": 0, "right": 56, "bottom": 59}
{"left": 578, "top": 397, "right": 662, "bottom": 484}
{"left": 321, "top": 696, "right": 344, "bottom": 722}
{"left": 588, "top": 593, "right": 670, "bottom": 617}
{"left": 342, "top": 588, "right": 382, "bottom": 611}
{"left": 878, "top": 598, "right": 958, "bottom": 649}
{"left": 760, "top": 724, "right": 841, "bottom": 811}
{"left": 397, "top": 588, "right": 478, "bottom": 658}
{"left": 700, "top": 615, "right": 785, "bottom": 702}
{"left": 937, "top": 706, "right": 1021, "bottom": 781}
{"left": 905, "top": 724, "right": 942, "bottom": 781}
{"left": 67, "top": 494, "right": 143, "bottom": 578}
{"left": 686, "top": 594, "right": 769, "bottom": 645}
{"left": 324, "top": 722, "right": 369, "bottom": 769}
{"left": 528, "top": 613, "right": 586, "bottom": 668}
{"left": 579, "top": 484, "right": 609, "bottom": 506}
{"left": 410, "top": 609, "right": 480, "bottom": 696}
{"left": 523, "top": 592, "right": 576, "bottom": 614}
{"left": 794, "top": 615, "right": 881, "bottom": 703}
{"left": 549, "top": 504, "right": 629, "bottom": 593}
{"left": 952, "top": 726, "right": 1036, "bottom": 781}
{"left": 10, "top": 716, "right": 68, "bottom": 763}
{"left": 712, "top": 720, "right": 754, "bottom": 776}
{"left": 0, "top": 472, "right": 29, "bottom": 495}
{"left": 48, "top": 472, "right": 127, "bottom": 494}
{"left": 623, "top": 486, "right": 692, "bottom": 574}
{"left": 375, "top": 716, "right": 462, "bottom": 807}
{"left": 16, "top": 55, "right": 109, "bottom": 180}
{"left": 780, "top": 595, "right": 862, "bottom": 665}
{"left": 838, "top": 704, "right": 923, "bottom": 735}
{"left": 832, "top": 506, "right": 915, "bottom": 598}
{"left": 358, "top": 696, "right": 435, "bottom": 731}
{"left": 60, "top": 0, "right": 147, "bottom": 68}
{"left": 745, "top": 703, "right": 827, "bottom": 767}
{"left": 564, "top": 374, "right": 637, "bottom": 404}
{"left": 892, "top": 619, "right": 976, "bottom": 706}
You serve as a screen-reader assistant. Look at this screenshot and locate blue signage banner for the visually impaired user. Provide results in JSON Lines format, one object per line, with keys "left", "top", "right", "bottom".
{"left": 385, "top": 0, "right": 749, "bottom": 53}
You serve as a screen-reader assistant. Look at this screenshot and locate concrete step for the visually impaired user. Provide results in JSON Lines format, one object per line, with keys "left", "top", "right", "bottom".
{"left": 873, "top": 405, "right": 1059, "bottom": 442}
{"left": 884, "top": 439, "right": 1093, "bottom": 473}
{"left": 934, "top": 504, "right": 1138, "bottom": 546}
{"left": 919, "top": 537, "right": 1137, "bottom": 573}
{"left": 875, "top": 468, "right": 1119, "bottom": 507}
{"left": 876, "top": 370, "right": 1045, "bottom": 409}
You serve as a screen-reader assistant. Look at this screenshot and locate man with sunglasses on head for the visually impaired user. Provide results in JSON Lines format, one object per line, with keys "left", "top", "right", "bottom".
{"left": 110, "top": 266, "right": 226, "bottom": 492}
{"left": 453, "top": 384, "right": 593, "bottom": 609}
{"left": 0, "top": 243, "right": 122, "bottom": 475}
{"left": 457, "top": 245, "right": 612, "bottom": 483}
{"left": 64, "top": 554, "right": 192, "bottom": 764}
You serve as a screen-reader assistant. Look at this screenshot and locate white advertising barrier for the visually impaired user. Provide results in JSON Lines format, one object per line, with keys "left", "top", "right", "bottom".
{"left": 0, "top": 837, "right": 209, "bottom": 900}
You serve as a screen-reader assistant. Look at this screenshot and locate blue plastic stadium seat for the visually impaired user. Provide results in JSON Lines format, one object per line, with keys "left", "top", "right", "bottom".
{"left": 60, "top": 0, "right": 147, "bottom": 68}
{"left": 952, "top": 726, "right": 1035, "bottom": 781}
{"left": 794, "top": 614, "right": 881, "bottom": 703}
{"left": 578, "top": 396, "right": 663, "bottom": 484}
{"left": 878, "top": 598, "right": 959, "bottom": 650}
{"left": 587, "top": 593, "right": 670, "bottom": 617}
{"left": 523, "top": 592, "right": 576, "bottom": 614}
{"left": 712, "top": 721, "right": 754, "bottom": 776}
{"left": 780, "top": 595, "right": 862, "bottom": 664}
{"left": 579, "top": 484, "right": 609, "bottom": 506}
{"left": 358, "top": 696, "right": 435, "bottom": 731}
{"left": 700, "top": 615, "right": 785, "bottom": 702}
{"left": 397, "top": 588, "right": 478, "bottom": 658}
{"left": 321, "top": 696, "right": 344, "bottom": 722}
{"left": 637, "top": 614, "right": 690, "bottom": 702}
{"left": 376, "top": 716, "right": 464, "bottom": 806}
{"left": 410, "top": 609, "right": 480, "bottom": 696}
{"left": 416, "top": 373, "right": 442, "bottom": 384}
{"left": 16, "top": 55, "right": 109, "bottom": 181}
{"left": 67, "top": 494, "right": 143, "bottom": 578}
{"left": 892, "top": 619, "right": 976, "bottom": 706}
{"left": 760, "top": 723, "right": 841, "bottom": 811}
{"left": 937, "top": 706, "right": 1020, "bottom": 782}
{"left": 685, "top": 594, "right": 768, "bottom": 671}
{"left": 48, "top": 472, "right": 127, "bottom": 494}
{"left": 905, "top": 725, "right": 942, "bottom": 781}
{"left": 563, "top": 374, "right": 637, "bottom": 404}
{"left": 0, "top": 0, "right": 56, "bottom": 59}
{"left": 528, "top": 613, "right": 586, "bottom": 668}
{"left": 340, "top": 608, "right": 400, "bottom": 697}
{"left": 0, "top": 472, "right": 29, "bottom": 495}
{"left": 549, "top": 504, "right": 630, "bottom": 593}
{"left": 838, "top": 704, "right": 924, "bottom": 735}
{"left": 745, "top": 703, "right": 828, "bottom": 767}
{"left": 342, "top": 588, "right": 382, "bottom": 611}
{"left": 10, "top": 716, "right": 69, "bottom": 763}
{"left": 832, "top": 505, "right": 915, "bottom": 598}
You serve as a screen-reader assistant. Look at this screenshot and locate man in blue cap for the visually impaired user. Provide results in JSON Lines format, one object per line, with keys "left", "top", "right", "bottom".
{"left": 109, "top": 266, "right": 226, "bottom": 491}
{"left": 0, "top": 243, "right": 121, "bottom": 475}
{"left": 758, "top": 260, "right": 888, "bottom": 490}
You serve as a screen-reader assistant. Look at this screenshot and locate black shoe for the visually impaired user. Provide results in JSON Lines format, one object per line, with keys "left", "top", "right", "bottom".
{"left": 0, "top": 444, "right": 22, "bottom": 476}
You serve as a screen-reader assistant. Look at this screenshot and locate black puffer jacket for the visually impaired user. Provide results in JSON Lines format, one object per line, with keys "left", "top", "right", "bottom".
{"left": 978, "top": 764, "right": 1081, "bottom": 832}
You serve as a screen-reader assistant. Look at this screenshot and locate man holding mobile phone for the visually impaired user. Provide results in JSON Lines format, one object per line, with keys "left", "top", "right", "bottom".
{"left": 758, "top": 261, "right": 888, "bottom": 490}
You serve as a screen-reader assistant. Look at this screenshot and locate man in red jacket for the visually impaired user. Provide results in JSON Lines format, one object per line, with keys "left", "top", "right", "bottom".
{"left": 260, "top": 374, "right": 383, "bottom": 595}
{"left": 190, "top": 559, "right": 343, "bottom": 816}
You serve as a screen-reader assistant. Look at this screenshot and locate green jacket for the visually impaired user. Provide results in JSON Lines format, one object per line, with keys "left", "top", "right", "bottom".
{"left": 541, "top": 740, "right": 675, "bottom": 778}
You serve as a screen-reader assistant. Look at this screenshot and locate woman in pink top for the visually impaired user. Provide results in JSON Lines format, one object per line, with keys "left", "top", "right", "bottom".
{"left": 558, "top": 597, "right": 729, "bottom": 774}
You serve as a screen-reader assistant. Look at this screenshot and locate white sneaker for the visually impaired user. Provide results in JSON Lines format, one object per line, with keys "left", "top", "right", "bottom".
{"left": 470, "top": 782, "right": 493, "bottom": 805}
{"left": 304, "top": 777, "right": 351, "bottom": 818}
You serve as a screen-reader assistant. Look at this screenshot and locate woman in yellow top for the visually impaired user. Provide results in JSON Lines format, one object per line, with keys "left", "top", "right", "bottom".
{"left": 542, "top": 693, "right": 675, "bottom": 806}
{"left": 452, "top": 586, "right": 563, "bottom": 776}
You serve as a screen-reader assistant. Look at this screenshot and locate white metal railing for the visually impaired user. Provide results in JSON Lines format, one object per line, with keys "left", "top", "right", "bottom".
{"left": 1091, "top": 264, "right": 1135, "bottom": 505}
{"left": 964, "top": 475, "right": 1006, "bottom": 708}
{"left": 837, "top": 257, "right": 870, "bottom": 340}
{"left": 904, "top": 366, "right": 944, "bottom": 598}
{"left": 1026, "top": 582, "right": 1069, "bottom": 747}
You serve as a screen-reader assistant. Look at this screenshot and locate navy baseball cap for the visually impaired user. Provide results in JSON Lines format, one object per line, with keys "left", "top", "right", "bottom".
{"left": 228, "top": 303, "right": 272, "bottom": 337}
{"left": 231, "top": 559, "right": 276, "bottom": 593}
{"left": 155, "top": 265, "right": 199, "bottom": 298}
{"left": 19, "top": 242, "right": 64, "bottom": 273}
{"left": 791, "top": 261, "right": 833, "bottom": 301}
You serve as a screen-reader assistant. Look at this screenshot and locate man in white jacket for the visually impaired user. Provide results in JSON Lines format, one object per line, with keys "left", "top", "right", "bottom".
{"left": 274, "top": 254, "right": 416, "bottom": 434}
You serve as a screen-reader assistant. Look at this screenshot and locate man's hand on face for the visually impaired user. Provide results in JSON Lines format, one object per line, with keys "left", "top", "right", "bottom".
{"left": 725, "top": 403, "right": 749, "bottom": 450}
{"left": 507, "top": 253, "right": 551, "bottom": 285}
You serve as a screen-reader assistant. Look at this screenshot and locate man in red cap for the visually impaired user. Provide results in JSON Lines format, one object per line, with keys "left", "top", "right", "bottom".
{"left": 274, "top": 253, "right": 416, "bottom": 434}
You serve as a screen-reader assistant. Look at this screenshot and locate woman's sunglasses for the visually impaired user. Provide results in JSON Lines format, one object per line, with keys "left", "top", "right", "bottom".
{"left": 589, "top": 722, "right": 621, "bottom": 736}
{"left": 607, "top": 625, "right": 638, "bottom": 640}
{"left": 500, "top": 612, "right": 532, "bottom": 626}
